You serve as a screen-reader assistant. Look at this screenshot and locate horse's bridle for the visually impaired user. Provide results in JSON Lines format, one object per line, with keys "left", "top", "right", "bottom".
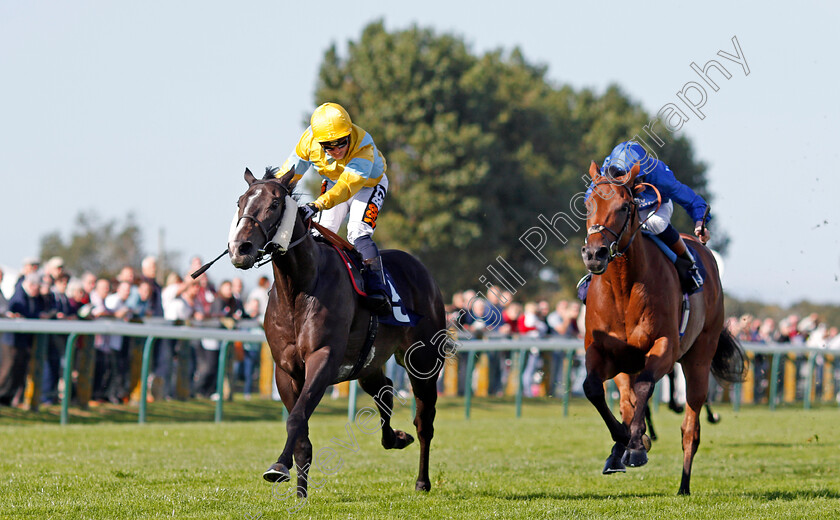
{"left": 235, "top": 182, "right": 309, "bottom": 264}
{"left": 586, "top": 178, "right": 661, "bottom": 261}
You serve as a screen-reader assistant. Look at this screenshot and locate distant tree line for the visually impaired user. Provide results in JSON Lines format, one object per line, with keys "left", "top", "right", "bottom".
{"left": 314, "top": 21, "right": 722, "bottom": 298}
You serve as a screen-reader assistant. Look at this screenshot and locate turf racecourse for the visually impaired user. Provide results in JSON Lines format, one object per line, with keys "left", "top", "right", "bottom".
{"left": 2, "top": 397, "right": 839, "bottom": 519}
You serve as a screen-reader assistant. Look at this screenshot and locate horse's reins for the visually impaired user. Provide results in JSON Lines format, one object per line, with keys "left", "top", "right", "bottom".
{"left": 191, "top": 183, "right": 309, "bottom": 279}
{"left": 586, "top": 178, "right": 662, "bottom": 261}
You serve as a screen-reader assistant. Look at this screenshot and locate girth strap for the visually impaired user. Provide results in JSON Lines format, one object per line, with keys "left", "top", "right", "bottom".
{"left": 347, "top": 314, "right": 378, "bottom": 381}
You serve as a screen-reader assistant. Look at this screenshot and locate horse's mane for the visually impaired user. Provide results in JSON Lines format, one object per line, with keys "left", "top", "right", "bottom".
{"left": 263, "top": 166, "right": 282, "bottom": 180}
{"left": 259, "top": 166, "right": 301, "bottom": 202}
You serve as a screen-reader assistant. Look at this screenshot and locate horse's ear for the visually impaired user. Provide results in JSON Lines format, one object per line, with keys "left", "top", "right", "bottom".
{"left": 278, "top": 165, "right": 297, "bottom": 190}
{"left": 628, "top": 162, "right": 641, "bottom": 184}
{"left": 244, "top": 168, "right": 256, "bottom": 185}
{"left": 589, "top": 161, "right": 600, "bottom": 181}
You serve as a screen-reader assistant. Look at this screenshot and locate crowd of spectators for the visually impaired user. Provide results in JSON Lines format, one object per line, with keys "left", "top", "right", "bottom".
{"left": 3, "top": 257, "right": 840, "bottom": 410}
{"left": 725, "top": 312, "right": 840, "bottom": 402}
{"left": 442, "top": 287, "right": 584, "bottom": 398}
{"left": 0, "top": 255, "right": 270, "bottom": 409}
{"left": 438, "top": 287, "right": 840, "bottom": 402}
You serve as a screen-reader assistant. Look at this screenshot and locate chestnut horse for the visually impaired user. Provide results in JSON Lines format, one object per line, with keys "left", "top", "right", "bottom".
{"left": 228, "top": 167, "right": 448, "bottom": 496}
{"left": 580, "top": 162, "right": 745, "bottom": 495}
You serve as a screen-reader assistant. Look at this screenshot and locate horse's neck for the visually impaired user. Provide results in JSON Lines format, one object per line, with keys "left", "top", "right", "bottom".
{"left": 603, "top": 235, "right": 649, "bottom": 299}
{"left": 271, "top": 222, "right": 320, "bottom": 298}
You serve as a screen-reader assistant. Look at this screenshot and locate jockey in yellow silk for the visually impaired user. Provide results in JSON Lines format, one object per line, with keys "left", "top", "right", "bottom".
{"left": 275, "top": 102, "right": 391, "bottom": 316}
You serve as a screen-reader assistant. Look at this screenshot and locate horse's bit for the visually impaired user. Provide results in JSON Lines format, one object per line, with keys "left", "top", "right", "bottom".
{"left": 586, "top": 179, "right": 661, "bottom": 261}
{"left": 235, "top": 182, "right": 309, "bottom": 265}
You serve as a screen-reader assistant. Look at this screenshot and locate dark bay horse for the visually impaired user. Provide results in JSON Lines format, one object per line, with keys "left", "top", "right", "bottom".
{"left": 228, "top": 167, "right": 448, "bottom": 496}
{"left": 580, "top": 162, "right": 745, "bottom": 495}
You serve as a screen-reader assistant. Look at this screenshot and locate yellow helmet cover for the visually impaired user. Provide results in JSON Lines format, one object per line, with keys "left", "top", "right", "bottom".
{"left": 310, "top": 102, "right": 353, "bottom": 143}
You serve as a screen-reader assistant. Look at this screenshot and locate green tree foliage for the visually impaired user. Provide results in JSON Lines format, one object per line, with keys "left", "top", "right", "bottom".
{"left": 39, "top": 211, "right": 144, "bottom": 279}
{"left": 314, "top": 21, "right": 715, "bottom": 298}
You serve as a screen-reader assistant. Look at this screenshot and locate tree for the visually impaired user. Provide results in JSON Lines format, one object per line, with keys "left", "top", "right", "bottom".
{"left": 313, "top": 21, "right": 716, "bottom": 299}
{"left": 39, "top": 211, "right": 145, "bottom": 279}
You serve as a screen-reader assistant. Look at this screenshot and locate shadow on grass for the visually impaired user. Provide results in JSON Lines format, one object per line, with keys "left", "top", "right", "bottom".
{"left": 748, "top": 489, "right": 840, "bottom": 501}
{"left": 0, "top": 398, "right": 290, "bottom": 425}
{"left": 0, "top": 394, "right": 583, "bottom": 426}
{"left": 479, "top": 489, "right": 670, "bottom": 501}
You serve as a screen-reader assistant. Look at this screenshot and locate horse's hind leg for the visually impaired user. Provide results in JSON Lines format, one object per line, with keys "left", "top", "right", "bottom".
{"left": 406, "top": 370, "right": 438, "bottom": 492}
{"left": 358, "top": 370, "right": 414, "bottom": 449}
{"left": 676, "top": 342, "right": 714, "bottom": 496}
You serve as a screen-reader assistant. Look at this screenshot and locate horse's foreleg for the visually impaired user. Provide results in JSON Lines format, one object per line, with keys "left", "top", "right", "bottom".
{"left": 583, "top": 356, "right": 630, "bottom": 474}
{"left": 358, "top": 370, "right": 414, "bottom": 450}
{"left": 264, "top": 348, "right": 337, "bottom": 494}
{"left": 623, "top": 371, "right": 656, "bottom": 467}
{"left": 264, "top": 368, "right": 301, "bottom": 484}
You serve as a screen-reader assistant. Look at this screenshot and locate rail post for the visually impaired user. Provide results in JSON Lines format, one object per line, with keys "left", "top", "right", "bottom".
{"left": 464, "top": 350, "right": 476, "bottom": 419}
{"left": 138, "top": 336, "right": 157, "bottom": 424}
{"left": 515, "top": 349, "right": 527, "bottom": 418}
{"left": 60, "top": 332, "right": 79, "bottom": 426}
{"left": 769, "top": 352, "right": 782, "bottom": 410}
{"left": 214, "top": 341, "right": 230, "bottom": 423}
{"left": 562, "top": 349, "right": 574, "bottom": 417}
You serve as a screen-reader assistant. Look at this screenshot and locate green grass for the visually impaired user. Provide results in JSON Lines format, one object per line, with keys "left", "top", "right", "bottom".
{"left": 2, "top": 397, "right": 840, "bottom": 519}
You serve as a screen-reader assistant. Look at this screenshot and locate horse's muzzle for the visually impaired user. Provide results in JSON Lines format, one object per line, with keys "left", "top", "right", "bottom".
{"left": 229, "top": 241, "right": 257, "bottom": 269}
{"left": 581, "top": 244, "right": 609, "bottom": 274}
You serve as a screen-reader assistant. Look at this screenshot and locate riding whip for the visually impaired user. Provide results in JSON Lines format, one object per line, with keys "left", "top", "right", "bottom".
{"left": 191, "top": 249, "right": 227, "bottom": 279}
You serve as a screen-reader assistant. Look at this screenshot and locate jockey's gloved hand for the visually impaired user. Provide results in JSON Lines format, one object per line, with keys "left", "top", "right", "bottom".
{"left": 299, "top": 202, "right": 319, "bottom": 221}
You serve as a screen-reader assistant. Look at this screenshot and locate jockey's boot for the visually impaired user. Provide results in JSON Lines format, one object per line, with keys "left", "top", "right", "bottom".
{"left": 576, "top": 273, "right": 592, "bottom": 304}
{"left": 362, "top": 255, "right": 392, "bottom": 317}
{"left": 670, "top": 236, "right": 703, "bottom": 292}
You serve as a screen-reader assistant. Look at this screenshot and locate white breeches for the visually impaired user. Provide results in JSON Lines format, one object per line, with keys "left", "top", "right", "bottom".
{"left": 640, "top": 200, "right": 673, "bottom": 235}
{"left": 315, "top": 174, "right": 389, "bottom": 243}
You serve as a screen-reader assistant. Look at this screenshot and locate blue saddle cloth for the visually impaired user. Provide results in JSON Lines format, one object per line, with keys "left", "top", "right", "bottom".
{"left": 643, "top": 232, "right": 706, "bottom": 295}
{"left": 380, "top": 272, "right": 423, "bottom": 327}
{"left": 337, "top": 244, "right": 422, "bottom": 327}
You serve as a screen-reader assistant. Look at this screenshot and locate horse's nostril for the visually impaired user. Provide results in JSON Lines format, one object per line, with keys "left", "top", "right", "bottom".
{"left": 238, "top": 242, "right": 253, "bottom": 256}
{"left": 596, "top": 246, "right": 609, "bottom": 259}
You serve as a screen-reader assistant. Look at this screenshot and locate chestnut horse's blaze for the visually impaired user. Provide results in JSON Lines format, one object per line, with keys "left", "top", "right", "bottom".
{"left": 580, "top": 161, "right": 745, "bottom": 495}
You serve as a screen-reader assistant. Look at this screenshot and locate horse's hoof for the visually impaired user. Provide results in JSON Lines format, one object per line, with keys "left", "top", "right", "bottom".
{"left": 668, "top": 401, "right": 684, "bottom": 414}
{"left": 603, "top": 459, "right": 626, "bottom": 474}
{"left": 415, "top": 480, "right": 431, "bottom": 492}
{"left": 707, "top": 412, "right": 721, "bottom": 424}
{"left": 385, "top": 430, "right": 415, "bottom": 450}
{"left": 263, "top": 462, "right": 291, "bottom": 483}
{"left": 642, "top": 434, "right": 652, "bottom": 452}
{"left": 622, "top": 448, "right": 648, "bottom": 468}
{"left": 603, "top": 443, "right": 626, "bottom": 474}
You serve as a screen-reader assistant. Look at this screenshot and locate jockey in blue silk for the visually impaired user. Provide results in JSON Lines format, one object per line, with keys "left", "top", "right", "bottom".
{"left": 274, "top": 102, "right": 391, "bottom": 316}
{"left": 585, "top": 140, "right": 711, "bottom": 291}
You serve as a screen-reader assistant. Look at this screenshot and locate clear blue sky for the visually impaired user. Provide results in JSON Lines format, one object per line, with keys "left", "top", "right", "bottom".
{"left": 2, "top": 1, "right": 838, "bottom": 305}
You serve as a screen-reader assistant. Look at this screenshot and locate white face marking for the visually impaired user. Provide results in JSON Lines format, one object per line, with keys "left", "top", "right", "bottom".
{"left": 229, "top": 188, "right": 264, "bottom": 243}
{"left": 243, "top": 188, "right": 263, "bottom": 215}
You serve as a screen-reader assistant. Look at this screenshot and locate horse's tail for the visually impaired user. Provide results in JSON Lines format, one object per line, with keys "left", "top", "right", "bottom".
{"left": 711, "top": 328, "right": 748, "bottom": 383}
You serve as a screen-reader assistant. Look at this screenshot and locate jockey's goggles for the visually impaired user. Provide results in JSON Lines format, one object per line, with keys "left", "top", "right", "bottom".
{"left": 320, "top": 136, "right": 350, "bottom": 151}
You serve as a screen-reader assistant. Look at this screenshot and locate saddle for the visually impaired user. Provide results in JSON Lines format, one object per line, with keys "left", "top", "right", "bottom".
{"left": 310, "top": 222, "right": 421, "bottom": 327}
{"left": 644, "top": 233, "right": 706, "bottom": 295}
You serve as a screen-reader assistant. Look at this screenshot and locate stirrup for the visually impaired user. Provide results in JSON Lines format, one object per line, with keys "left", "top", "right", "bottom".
{"left": 362, "top": 258, "right": 392, "bottom": 316}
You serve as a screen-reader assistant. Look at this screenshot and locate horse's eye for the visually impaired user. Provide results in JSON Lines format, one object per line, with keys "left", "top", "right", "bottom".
{"left": 269, "top": 199, "right": 281, "bottom": 210}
